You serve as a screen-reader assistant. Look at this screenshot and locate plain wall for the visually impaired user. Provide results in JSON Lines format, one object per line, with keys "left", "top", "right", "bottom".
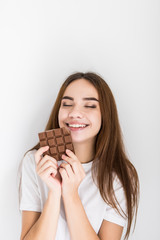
{"left": 0, "top": 0, "right": 159, "bottom": 239}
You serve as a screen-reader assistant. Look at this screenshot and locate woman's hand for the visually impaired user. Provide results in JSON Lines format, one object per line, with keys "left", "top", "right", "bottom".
{"left": 59, "top": 149, "right": 86, "bottom": 199}
{"left": 34, "top": 146, "right": 62, "bottom": 197}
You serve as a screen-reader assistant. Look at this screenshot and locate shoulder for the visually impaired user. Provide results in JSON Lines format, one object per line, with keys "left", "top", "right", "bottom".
{"left": 18, "top": 149, "right": 39, "bottom": 195}
{"left": 20, "top": 149, "right": 37, "bottom": 173}
{"left": 24, "top": 149, "right": 37, "bottom": 158}
{"left": 23, "top": 149, "right": 37, "bottom": 162}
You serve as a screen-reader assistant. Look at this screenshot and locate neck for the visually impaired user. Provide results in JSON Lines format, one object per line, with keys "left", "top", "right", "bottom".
{"left": 73, "top": 140, "right": 95, "bottom": 164}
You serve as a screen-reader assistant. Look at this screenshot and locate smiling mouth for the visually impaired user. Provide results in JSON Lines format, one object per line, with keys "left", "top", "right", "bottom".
{"left": 65, "top": 123, "right": 89, "bottom": 129}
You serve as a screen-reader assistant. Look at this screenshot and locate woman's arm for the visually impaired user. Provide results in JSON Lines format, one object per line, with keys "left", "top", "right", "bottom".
{"left": 63, "top": 194, "right": 123, "bottom": 240}
{"left": 59, "top": 150, "right": 100, "bottom": 240}
{"left": 98, "top": 220, "right": 123, "bottom": 240}
{"left": 20, "top": 146, "right": 62, "bottom": 240}
{"left": 20, "top": 191, "right": 60, "bottom": 240}
{"left": 59, "top": 149, "right": 124, "bottom": 240}
{"left": 63, "top": 193, "right": 100, "bottom": 240}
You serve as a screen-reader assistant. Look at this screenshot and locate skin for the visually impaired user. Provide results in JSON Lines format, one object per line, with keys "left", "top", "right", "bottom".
{"left": 20, "top": 79, "right": 123, "bottom": 240}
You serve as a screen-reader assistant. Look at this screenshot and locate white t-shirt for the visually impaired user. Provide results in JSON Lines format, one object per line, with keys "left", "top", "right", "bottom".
{"left": 19, "top": 150, "right": 127, "bottom": 239}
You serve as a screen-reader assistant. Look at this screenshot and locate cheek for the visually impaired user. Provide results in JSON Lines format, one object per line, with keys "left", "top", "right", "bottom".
{"left": 58, "top": 109, "right": 67, "bottom": 122}
{"left": 58, "top": 109, "right": 63, "bottom": 124}
{"left": 96, "top": 117, "right": 102, "bottom": 130}
{"left": 97, "top": 110, "right": 102, "bottom": 124}
{"left": 91, "top": 112, "right": 102, "bottom": 128}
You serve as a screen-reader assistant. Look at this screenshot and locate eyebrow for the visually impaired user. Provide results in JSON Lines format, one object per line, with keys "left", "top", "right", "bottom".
{"left": 62, "top": 96, "right": 99, "bottom": 102}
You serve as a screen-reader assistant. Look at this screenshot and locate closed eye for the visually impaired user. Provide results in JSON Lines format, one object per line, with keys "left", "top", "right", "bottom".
{"left": 62, "top": 104, "right": 72, "bottom": 107}
{"left": 85, "top": 105, "right": 96, "bottom": 108}
{"left": 62, "top": 103, "right": 96, "bottom": 108}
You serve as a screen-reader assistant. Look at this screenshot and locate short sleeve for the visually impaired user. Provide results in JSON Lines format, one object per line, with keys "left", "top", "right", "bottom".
{"left": 103, "top": 176, "right": 127, "bottom": 227}
{"left": 19, "top": 150, "right": 41, "bottom": 212}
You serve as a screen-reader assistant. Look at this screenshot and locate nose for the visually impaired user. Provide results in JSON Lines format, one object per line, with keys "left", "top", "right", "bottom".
{"left": 68, "top": 106, "right": 84, "bottom": 119}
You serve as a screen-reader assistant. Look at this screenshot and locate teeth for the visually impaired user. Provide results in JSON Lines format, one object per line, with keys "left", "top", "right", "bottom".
{"left": 68, "top": 124, "right": 87, "bottom": 128}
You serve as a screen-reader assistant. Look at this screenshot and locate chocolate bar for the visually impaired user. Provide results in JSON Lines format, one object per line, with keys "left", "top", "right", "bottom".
{"left": 38, "top": 127, "right": 74, "bottom": 161}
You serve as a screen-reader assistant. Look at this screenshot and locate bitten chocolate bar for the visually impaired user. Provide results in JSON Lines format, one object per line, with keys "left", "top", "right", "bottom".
{"left": 38, "top": 127, "right": 74, "bottom": 161}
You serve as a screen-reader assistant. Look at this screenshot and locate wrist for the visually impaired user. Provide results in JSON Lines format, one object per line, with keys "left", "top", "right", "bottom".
{"left": 48, "top": 190, "right": 61, "bottom": 202}
{"left": 63, "top": 191, "right": 80, "bottom": 203}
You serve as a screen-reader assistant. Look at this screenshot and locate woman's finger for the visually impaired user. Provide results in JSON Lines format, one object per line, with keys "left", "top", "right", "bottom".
{"left": 60, "top": 162, "right": 74, "bottom": 177}
{"left": 62, "top": 154, "right": 83, "bottom": 175}
{"left": 34, "top": 146, "right": 49, "bottom": 164}
{"left": 59, "top": 167, "right": 69, "bottom": 180}
{"left": 37, "top": 154, "right": 58, "bottom": 170}
{"left": 65, "top": 149, "right": 78, "bottom": 161}
{"left": 39, "top": 166, "right": 57, "bottom": 178}
{"left": 37, "top": 160, "right": 58, "bottom": 175}
{"left": 61, "top": 154, "right": 75, "bottom": 166}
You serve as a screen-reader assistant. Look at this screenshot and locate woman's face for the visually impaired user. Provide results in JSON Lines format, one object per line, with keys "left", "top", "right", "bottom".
{"left": 58, "top": 79, "right": 102, "bottom": 144}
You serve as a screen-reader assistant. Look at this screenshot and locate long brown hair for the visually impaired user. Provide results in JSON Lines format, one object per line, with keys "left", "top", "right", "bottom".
{"left": 28, "top": 72, "right": 139, "bottom": 239}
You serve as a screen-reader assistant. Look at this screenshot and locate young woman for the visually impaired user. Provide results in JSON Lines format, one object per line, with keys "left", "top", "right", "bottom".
{"left": 19, "top": 72, "right": 139, "bottom": 240}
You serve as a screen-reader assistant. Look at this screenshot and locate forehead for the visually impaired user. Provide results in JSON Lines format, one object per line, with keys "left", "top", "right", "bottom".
{"left": 63, "top": 79, "right": 99, "bottom": 99}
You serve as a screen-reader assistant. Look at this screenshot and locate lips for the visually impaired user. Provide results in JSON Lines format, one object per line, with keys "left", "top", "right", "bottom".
{"left": 65, "top": 122, "right": 89, "bottom": 131}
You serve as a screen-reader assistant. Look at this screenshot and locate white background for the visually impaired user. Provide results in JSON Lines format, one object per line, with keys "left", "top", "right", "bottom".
{"left": 0, "top": 0, "right": 159, "bottom": 239}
